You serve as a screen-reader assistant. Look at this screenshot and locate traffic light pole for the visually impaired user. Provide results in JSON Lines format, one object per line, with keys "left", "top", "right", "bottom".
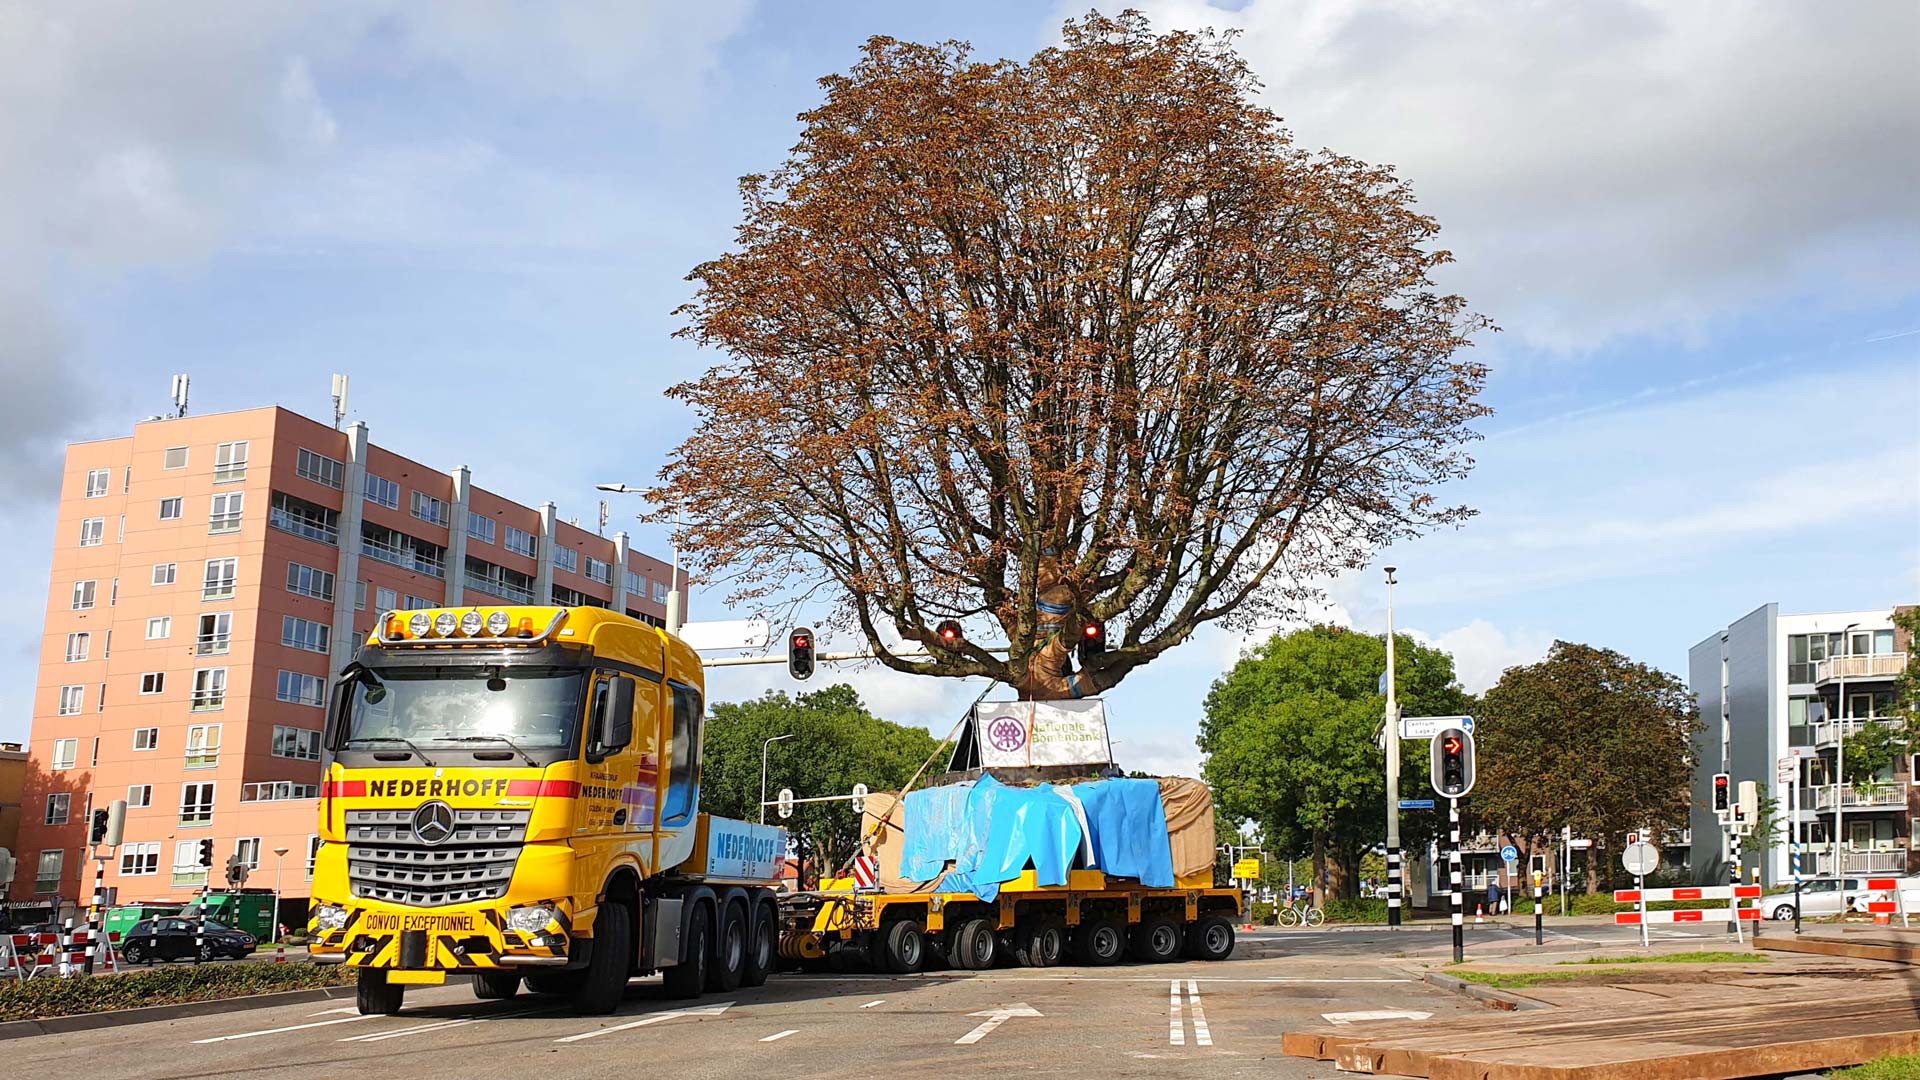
{"left": 1727, "top": 826, "right": 1743, "bottom": 944}
{"left": 84, "top": 848, "right": 107, "bottom": 974}
{"left": 1384, "top": 567, "right": 1402, "bottom": 928}
{"left": 1448, "top": 796, "right": 1463, "bottom": 963}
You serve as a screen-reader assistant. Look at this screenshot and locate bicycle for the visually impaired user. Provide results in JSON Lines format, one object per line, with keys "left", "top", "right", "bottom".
{"left": 1276, "top": 899, "right": 1325, "bottom": 927}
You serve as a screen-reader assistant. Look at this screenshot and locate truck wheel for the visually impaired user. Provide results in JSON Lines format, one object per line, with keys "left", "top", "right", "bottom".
{"left": 1071, "top": 919, "right": 1125, "bottom": 966}
{"left": 569, "top": 899, "right": 633, "bottom": 1015}
{"left": 662, "top": 904, "right": 710, "bottom": 1000}
{"left": 1013, "top": 920, "right": 1065, "bottom": 968}
{"left": 881, "top": 920, "right": 927, "bottom": 974}
{"left": 707, "top": 902, "right": 746, "bottom": 992}
{"left": 356, "top": 969, "right": 405, "bottom": 1016}
{"left": 471, "top": 971, "right": 520, "bottom": 1000}
{"left": 742, "top": 904, "right": 776, "bottom": 988}
{"left": 948, "top": 918, "right": 998, "bottom": 971}
{"left": 1183, "top": 915, "right": 1235, "bottom": 961}
{"left": 1129, "top": 917, "right": 1184, "bottom": 963}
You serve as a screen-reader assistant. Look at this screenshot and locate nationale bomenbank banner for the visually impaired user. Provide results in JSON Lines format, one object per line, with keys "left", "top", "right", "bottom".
{"left": 973, "top": 699, "right": 1112, "bottom": 768}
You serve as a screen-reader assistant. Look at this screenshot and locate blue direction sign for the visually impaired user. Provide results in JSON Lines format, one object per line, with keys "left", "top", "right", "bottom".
{"left": 1500, "top": 844, "right": 1520, "bottom": 863}
{"left": 1398, "top": 799, "right": 1436, "bottom": 810}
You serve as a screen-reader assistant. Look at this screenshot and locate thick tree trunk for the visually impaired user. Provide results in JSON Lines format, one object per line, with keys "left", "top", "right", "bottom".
{"left": 1584, "top": 844, "right": 1601, "bottom": 895}
{"left": 1311, "top": 831, "right": 1328, "bottom": 909}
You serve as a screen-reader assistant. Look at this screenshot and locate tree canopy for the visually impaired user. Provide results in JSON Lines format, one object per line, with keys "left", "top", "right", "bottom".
{"left": 700, "top": 684, "right": 940, "bottom": 872}
{"left": 1199, "top": 625, "right": 1471, "bottom": 902}
{"left": 657, "top": 11, "right": 1491, "bottom": 700}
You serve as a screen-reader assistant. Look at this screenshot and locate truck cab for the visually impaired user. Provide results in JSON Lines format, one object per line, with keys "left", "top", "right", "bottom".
{"left": 306, "top": 606, "right": 785, "bottom": 1016}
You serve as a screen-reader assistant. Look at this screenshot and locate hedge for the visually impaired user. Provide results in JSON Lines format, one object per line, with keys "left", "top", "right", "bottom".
{"left": 0, "top": 962, "right": 355, "bottom": 1021}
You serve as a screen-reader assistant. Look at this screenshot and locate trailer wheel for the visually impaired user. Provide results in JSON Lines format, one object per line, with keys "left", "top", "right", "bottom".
{"left": 948, "top": 918, "right": 999, "bottom": 970}
{"left": 707, "top": 902, "right": 746, "bottom": 992}
{"left": 1070, "top": 919, "right": 1125, "bottom": 966}
{"left": 471, "top": 971, "right": 521, "bottom": 1000}
{"left": 355, "top": 969, "right": 405, "bottom": 1016}
{"left": 1183, "top": 915, "right": 1235, "bottom": 961}
{"left": 880, "top": 920, "right": 927, "bottom": 974}
{"left": 570, "top": 898, "right": 634, "bottom": 1015}
{"left": 663, "top": 904, "right": 710, "bottom": 999}
{"left": 742, "top": 904, "right": 776, "bottom": 987}
{"left": 1129, "top": 916, "right": 1183, "bottom": 963}
{"left": 1012, "top": 920, "right": 1065, "bottom": 968}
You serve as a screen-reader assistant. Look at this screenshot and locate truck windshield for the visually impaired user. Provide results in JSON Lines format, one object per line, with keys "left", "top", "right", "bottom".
{"left": 343, "top": 667, "right": 587, "bottom": 752}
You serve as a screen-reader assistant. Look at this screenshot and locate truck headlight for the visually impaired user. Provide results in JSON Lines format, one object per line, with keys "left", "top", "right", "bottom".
{"left": 506, "top": 904, "right": 557, "bottom": 935}
{"left": 314, "top": 904, "right": 350, "bottom": 931}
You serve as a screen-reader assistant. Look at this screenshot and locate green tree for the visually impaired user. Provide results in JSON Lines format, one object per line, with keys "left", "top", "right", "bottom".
{"left": 1475, "top": 642, "right": 1700, "bottom": 893}
{"left": 701, "top": 685, "right": 941, "bottom": 875}
{"left": 1840, "top": 606, "right": 1920, "bottom": 785}
{"left": 1199, "top": 625, "right": 1471, "bottom": 904}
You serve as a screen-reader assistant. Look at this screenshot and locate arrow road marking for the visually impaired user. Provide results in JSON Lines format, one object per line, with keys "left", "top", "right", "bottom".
{"left": 1185, "top": 980, "right": 1212, "bottom": 1047}
{"left": 1168, "top": 980, "right": 1184, "bottom": 1046}
{"left": 194, "top": 1015, "right": 376, "bottom": 1043}
{"left": 554, "top": 1002, "right": 734, "bottom": 1043}
{"left": 956, "top": 1002, "right": 1042, "bottom": 1045}
{"left": 1322, "top": 1010, "right": 1433, "bottom": 1025}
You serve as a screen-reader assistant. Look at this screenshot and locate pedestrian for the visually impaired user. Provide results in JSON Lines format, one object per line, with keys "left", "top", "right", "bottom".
{"left": 1486, "top": 878, "right": 1502, "bottom": 915}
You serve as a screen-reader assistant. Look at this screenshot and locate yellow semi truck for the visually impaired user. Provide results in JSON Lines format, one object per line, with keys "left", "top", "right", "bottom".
{"left": 307, "top": 606, "right": 786, "bottom": 1016}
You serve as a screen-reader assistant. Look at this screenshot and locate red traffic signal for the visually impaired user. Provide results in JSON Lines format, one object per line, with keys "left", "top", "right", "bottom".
{"left": 1076, "top": 617, "right": 1107, "bottom": 666}
{"left": 788, "top": 627, "right": 816, "bottom": 682}
{"left": 1711, "top": 772, "right": 1730, "bottom": 814}
{"left": 934, "top": 619, "right": 964, "bottom": 647}
{"left": 1430, "top": 726, "right": 1476, "bottom": 799}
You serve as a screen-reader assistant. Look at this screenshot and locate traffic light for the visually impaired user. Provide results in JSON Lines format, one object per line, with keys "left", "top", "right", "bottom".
{"left": 1736, "top": 780, "right": 1759, "bottom": 834}
{"left": 787, "top": 626, "right": 816, "bottom": 681}
{"left": 91, "top": 809, "right": 109, "bottom": 844}
{"left": 1076, "top": 618, "right": 1106, "bottom": 666}
{"left": 102, "top": 799, "right": 126, "bottom": 848}
{"left": 197, "top": 839, "right": 214, "bottom": 868}
{"left": 1711, "top": 772, "right": 1731, "bottom": 818}
{"left": 934, "top": 620, "right": 964, "bottom": 649}
{"left": 1430, "top": 726, "right": 1476, "bottom": 798}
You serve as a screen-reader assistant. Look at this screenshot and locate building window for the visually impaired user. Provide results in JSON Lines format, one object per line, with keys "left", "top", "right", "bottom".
{"left": 242, "top": 781, "right": 320, "bottom": 802}
{"left": 164, "top": 446, "right": 188, "bottom": 470}
{"left": 120, "top": 842, "right": 160, "bottom": 876}
{"left": 65, "top": 632, "right": 90, "bottom": 662}
{"left": 117, "top": 514, "right": 126, "bottom": 543}
{"left": 190, "top": 670, "right": 227, "bottom": 713}
{"left": 152, "top": 562, "right": 177, "bottom": 586}
{"left": 277, "top": 670, "right": 325, "bottom": 707}
{"left": 123, "top": 466, "right": 131, "bottom": 493}
{"left": 71, "top": 579, "right": 97, "bottom": 610}
{"left": 468, "top": 515, "right": 496, "bottom": 545}
{"left": 355, "top": 579, "right": 368, "bottom": 610}
{"left": 586, "top": 557, "right": 612, "bottom": 585}
{"left": 282, "top": 615, "right": 330, "bottom": 653}
{"left": 625, "top": 570, "right": 644, "bottom": 595}
{"left": 57, "top": 687, "right": 84, "bottom": 717}
{"left": 234, "top": 837, "right": 261, "bottom": 870}
{"left": 159, "top": 497, "right": 182, "bottom": 521}
{"left": 376, "top": 586, "right": 398, "bottom": 613}
{"left": 146, "top": 616, "right": 172, "bottom": 640}
{"left": 272, "top": 725, "right": 322, "bottom": 761}
{"left": 86, "top": 468, "right": 110, "bottom": 498}
{"left": 44, "top": 793, "right": 69, "bottom": 825}
{"left": 411, "top": 491, "right": 449, "bottom": 526}
{"left": 134, "top": 726, "right": 159, "bottom": 750}
{"left": 171, "top": 841, "right": 205, "bottom": 886}
{"left": 365, "top": 473, "right": 400, "bottom": 510}
{"left": 653, "top": 579, "right": 670, "bottom": 603}
{"left": 185, "top": 722, "right": 222, "bottom": 769}
{"left": 307, "top": 835, "right": 322, "bottom": 879}
{"left": 269, "top": 491, "right": 341, "bottom": 546}
{"left": 197, "top": 612, "right": 232, "bottom": 656}
{"left": 361, "top": 521, "right": 446, "bottom": 577}
{"left": 203, "top": 558, "right": 237, "bottom": 600}
{"left": 51, "top": 738, "right": 78, "bottom": 770}
{"left": 552, "top": 583, "right": 589, "bottom": 607}
{"left": 213, "top": 440, "right": 248, "bottom": 481}
{"left": 96, "top": 683, "right": 106, "bottom": 712}
{"left": 404, "top": 594, "right": 433, "bottom": 610}
{"left": 36, "top": 851, "right": 64, "bottom": 895}
{"left": 128, "top": 784, "right": 154, "bottom": 807}
{"left": 505, "top": 524, "right": 537, "bottom": 558}
{"left": 286, "top": 562, "right": 336, "bottom": 601}
{"left": 553, "top": 546, "right": 579, "bottom": 574}
{"left": 209, "top": 491, "right": 244, "bottom": 533}
{"left": 79, "top": 517, "right": 105, "bottom": 546}
{"left": 295, "top": 448, "right": 346, "bottom": 489}
{"left": 139, "top": 672, "right": 165, "bottom": 696}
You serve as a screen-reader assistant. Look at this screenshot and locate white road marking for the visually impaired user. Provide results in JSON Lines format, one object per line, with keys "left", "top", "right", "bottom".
{"left": 955, "top": 1002, "right": 1042, "bottom": 1046}
{"left": 555, "top": 1002, "right": 734, "bottom": 1044}
{"left": 1323, "top": 1010, "right": 1434, "bottom": 1025}
{"left": 1186, "top": 980, "right": 1212, "bottom": 1047}
{"left": 760, "top": 1029, "right": 799, "bottom": 1042}
{"left": 859, "top": 999, "right": 885, "bottom": 1008}
{"left": 342, "top": 1017, "right": 484, "bottom": 1043}
{"left": 308, "top": 1006, "right": 359, "bottom": 1017}
{"left": 1168, "top": 979, "right": 1184, "bottom": 1046}
{"left": 193, "top": 1015, "right": 376, "bottom": 1043}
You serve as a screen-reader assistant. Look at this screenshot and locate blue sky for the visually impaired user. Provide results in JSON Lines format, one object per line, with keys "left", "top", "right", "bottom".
{"left": 4, "top": 1, "right": 1917, "bottom": 773}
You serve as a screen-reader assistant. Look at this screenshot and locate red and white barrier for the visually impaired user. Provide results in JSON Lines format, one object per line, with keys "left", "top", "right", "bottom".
{"left": 1860, "top": 878, "right": 1910, "bottom": 927}
{"left": 1616, "top": 908, "right": 1761, "bottom": 924}
{"left": 1615, "top": 885, "right": 1760, "bottom": 903}
{"left": 1, "top": 930, "right": 121, "bottom": 980}
{"left": 1612, "top": 885, "right": 1762, "bottom": 929}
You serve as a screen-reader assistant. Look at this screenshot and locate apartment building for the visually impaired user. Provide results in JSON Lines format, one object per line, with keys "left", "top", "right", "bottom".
{"left": 1688, "top": 603, "right": 1914, "bottom": 886}
{"left": 10, "top": 407, "right": 682, "bottom": 912}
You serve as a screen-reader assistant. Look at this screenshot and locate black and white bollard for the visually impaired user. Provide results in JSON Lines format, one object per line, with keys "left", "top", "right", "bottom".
{"left": 1386, "top": 845, "right": 1402, "bottom": 928}
{"left": 83, "top": 854, "right": 107, "bottom": 974}
{"left": 1727, "top": 829, "right": 1742, "bottom": 940}
{"left": 1449, "top": 798, "right": 1464, "bottom": 963}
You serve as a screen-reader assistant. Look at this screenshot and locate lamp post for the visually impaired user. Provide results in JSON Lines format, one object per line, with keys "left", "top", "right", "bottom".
{"left": 761, "top": 733, "right": 796, "bottom": 824}
{"left": 1383, "top": 565, "right": 1402, "bottom": 927}
{"left": 595, "top": 483, "right": 684, "bottom": 635}
{"left": 271, "top": 846, "right": 289, "bottom": 941}
{"left": 1833, "top": 622, "right": 1859, "bottom": 876}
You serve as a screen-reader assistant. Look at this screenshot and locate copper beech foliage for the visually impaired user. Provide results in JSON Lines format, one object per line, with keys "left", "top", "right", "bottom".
{"left": 658, "top": 12, "right": 1492, "bottom": 699}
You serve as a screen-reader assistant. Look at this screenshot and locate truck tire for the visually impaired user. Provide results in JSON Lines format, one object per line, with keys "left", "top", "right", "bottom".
{"left": 742, "top": 903, "right": 776, "bottom": 988}
{"left": 1129, "top": 917, "right": 1184, "bottom": 963}
{"left": 881, "top": 920, "right": 927, "bottom": 974}
{"left": 1070, "top": 919, "right": 1125, "bottom": 966}
{"left": 1012, "top": 920, "right": 1065, "bottom": 968}
{"left": 569, "top": 899, "right": 633, "bottom": 1015}
{"left": 707, "top": 902, "right": 746, "bottom": 992}
{"left": 1183, "top": 915, "right": 1235, "bottom": 961}
{"left": 356, "top": 969, "right": 405, "bottom": 1016}
{"left": 948, "top": 917, "right": 998, "bottom": 971}
{"left": 471, "top": 971, "right": 521, "bottom": 1000}
{"left": 662, "top": 904, "right": 710, "bottom": 1000}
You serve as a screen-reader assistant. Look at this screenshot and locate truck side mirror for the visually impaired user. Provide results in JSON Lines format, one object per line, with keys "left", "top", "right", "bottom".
{"left": 590, "top": 677, "right": 634, "bottom": 761}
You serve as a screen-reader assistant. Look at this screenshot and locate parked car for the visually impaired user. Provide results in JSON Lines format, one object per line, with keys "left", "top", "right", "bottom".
{"left": 118, "top": 917, "right": 256, "bottom": 964}
{"left": 1766, "top": 877, "right": 1920, "bottom": 921}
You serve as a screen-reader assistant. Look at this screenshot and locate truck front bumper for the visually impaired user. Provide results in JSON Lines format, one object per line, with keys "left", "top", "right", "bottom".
{"left": 307, "top": 898, "right": 577, "bottom": 972}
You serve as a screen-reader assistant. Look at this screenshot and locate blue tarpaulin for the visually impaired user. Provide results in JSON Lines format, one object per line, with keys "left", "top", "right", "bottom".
{"left": 1070, "top": 778, "right": 1176, "bottom": 888}
{"left": 899, "top": 781, "right": 976, "bottom": 881}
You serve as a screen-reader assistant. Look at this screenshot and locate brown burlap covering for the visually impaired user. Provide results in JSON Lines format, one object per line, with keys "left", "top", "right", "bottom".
{"left": 1156, "top": 777, "right": 1216, "bottom": 879}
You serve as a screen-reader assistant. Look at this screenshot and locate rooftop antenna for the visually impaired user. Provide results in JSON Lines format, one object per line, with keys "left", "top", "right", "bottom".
{"left": 597, "top": 500, "right": 609, "bottom": 536}
{"left": 170, "top": 374, "right": 190, "bottom": 418}
{"left": 330, "top": 374, "right": 350, "bottom": 430}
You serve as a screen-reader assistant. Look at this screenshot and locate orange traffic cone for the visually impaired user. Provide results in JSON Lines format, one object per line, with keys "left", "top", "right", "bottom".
{"left": 1475, "top": 904, "right": 1485, "bottom": 923}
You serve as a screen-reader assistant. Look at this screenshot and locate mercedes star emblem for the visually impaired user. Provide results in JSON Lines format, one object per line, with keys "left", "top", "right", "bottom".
{"left": 413, "top": 800, "right": 456, "bottom": 845}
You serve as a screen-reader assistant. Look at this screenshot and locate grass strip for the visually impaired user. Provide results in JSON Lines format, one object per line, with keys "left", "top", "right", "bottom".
{"left": 0, "top": 962, "right": 355, "bottom": 1021}
{"left": 1557, "top": 951, "right": 1768, "bottom": 966}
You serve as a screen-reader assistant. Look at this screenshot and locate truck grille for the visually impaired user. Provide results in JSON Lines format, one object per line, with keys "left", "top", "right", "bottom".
{"left": 345, "top": 809, "right": 529, "bottom": 907}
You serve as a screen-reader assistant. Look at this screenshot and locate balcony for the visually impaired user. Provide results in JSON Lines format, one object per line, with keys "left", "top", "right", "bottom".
{"left": 1809, "top": 717, "right": 1897, "bottom": 748}
{"left": 362, "top": 526, "right": 447, "bottom": 578}
{"left": 1809, "top": 847, "right": 1911, "bottom": 875}
{"left": 465, "top": 573, "right": 533, "bottom": 605}
{"left": 1812, "top": 783, "right": 1909, "bottom": 810}
{"left": 1814, "top": 653, "right": 1908, "bottom": 684}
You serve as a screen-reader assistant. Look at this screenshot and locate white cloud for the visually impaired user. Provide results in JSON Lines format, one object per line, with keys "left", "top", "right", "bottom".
{"left": 1119, "top": 1, "right": 1920, "bottom": 350}
{"left": 1412, "top": 620, "right": 1551, "bottom": 695}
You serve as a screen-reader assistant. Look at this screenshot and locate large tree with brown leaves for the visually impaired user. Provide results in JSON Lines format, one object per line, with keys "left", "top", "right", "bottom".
{"left": 657, "top": 12, "right": 1492, "bottom": 699}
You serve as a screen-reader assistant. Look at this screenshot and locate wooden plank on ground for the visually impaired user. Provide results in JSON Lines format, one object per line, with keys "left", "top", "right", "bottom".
{"left": 1425, "top": 1023, "right": 1920, "bottom": 1080}
{"left": 1755, "top": 933, "right": 1920, "bottom": 963}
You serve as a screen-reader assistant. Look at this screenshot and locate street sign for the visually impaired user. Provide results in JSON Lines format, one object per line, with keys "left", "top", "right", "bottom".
{"left": 1569, "top": 838, "right": 1594, "bottom": 850}
{"left": 1500, "top": 844, "right": 1519, "bottom": 863}
{"left": 850, "top": 782, "right": 869, "bottom": 816}
{"left": 776, "top": 787, "right": 795, "bottom": 820}
{"left": 1398, "top": 799, "right": 1436, "bottom": 810}
{"left": 1232, "top": 858, "right": 1261, "bottom": 879}
{"left": 1401, "top": 715, "right": 1475, "bottom": 740}
{"left": 1620, "top": 842, "right": 1660, "bottom": 877}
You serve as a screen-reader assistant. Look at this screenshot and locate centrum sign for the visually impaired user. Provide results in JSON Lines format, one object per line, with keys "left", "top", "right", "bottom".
{"left": 973, "top": 700, "right": 1112, "bottom": 768}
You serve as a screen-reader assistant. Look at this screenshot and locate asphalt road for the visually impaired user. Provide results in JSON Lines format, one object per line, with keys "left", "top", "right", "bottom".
{"left": 11, "top": 921, "right": 1749, "bottom": 1079}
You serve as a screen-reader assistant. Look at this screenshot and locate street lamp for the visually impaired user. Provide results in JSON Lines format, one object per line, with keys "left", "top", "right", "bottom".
{"left": 271, "top": 846, "right": 289, "bottom": 942}
{"left": 596, "top": 483, "right": 683, "bottom": 634}
{"left": 761, "top": 733, "right": 796, "bottom": 824}
{"left": 1382, "top": 565, "right": 1402, "bottom": 927}
{"left": 1833, "top": 621, "right": 1859, "bottom": 875}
